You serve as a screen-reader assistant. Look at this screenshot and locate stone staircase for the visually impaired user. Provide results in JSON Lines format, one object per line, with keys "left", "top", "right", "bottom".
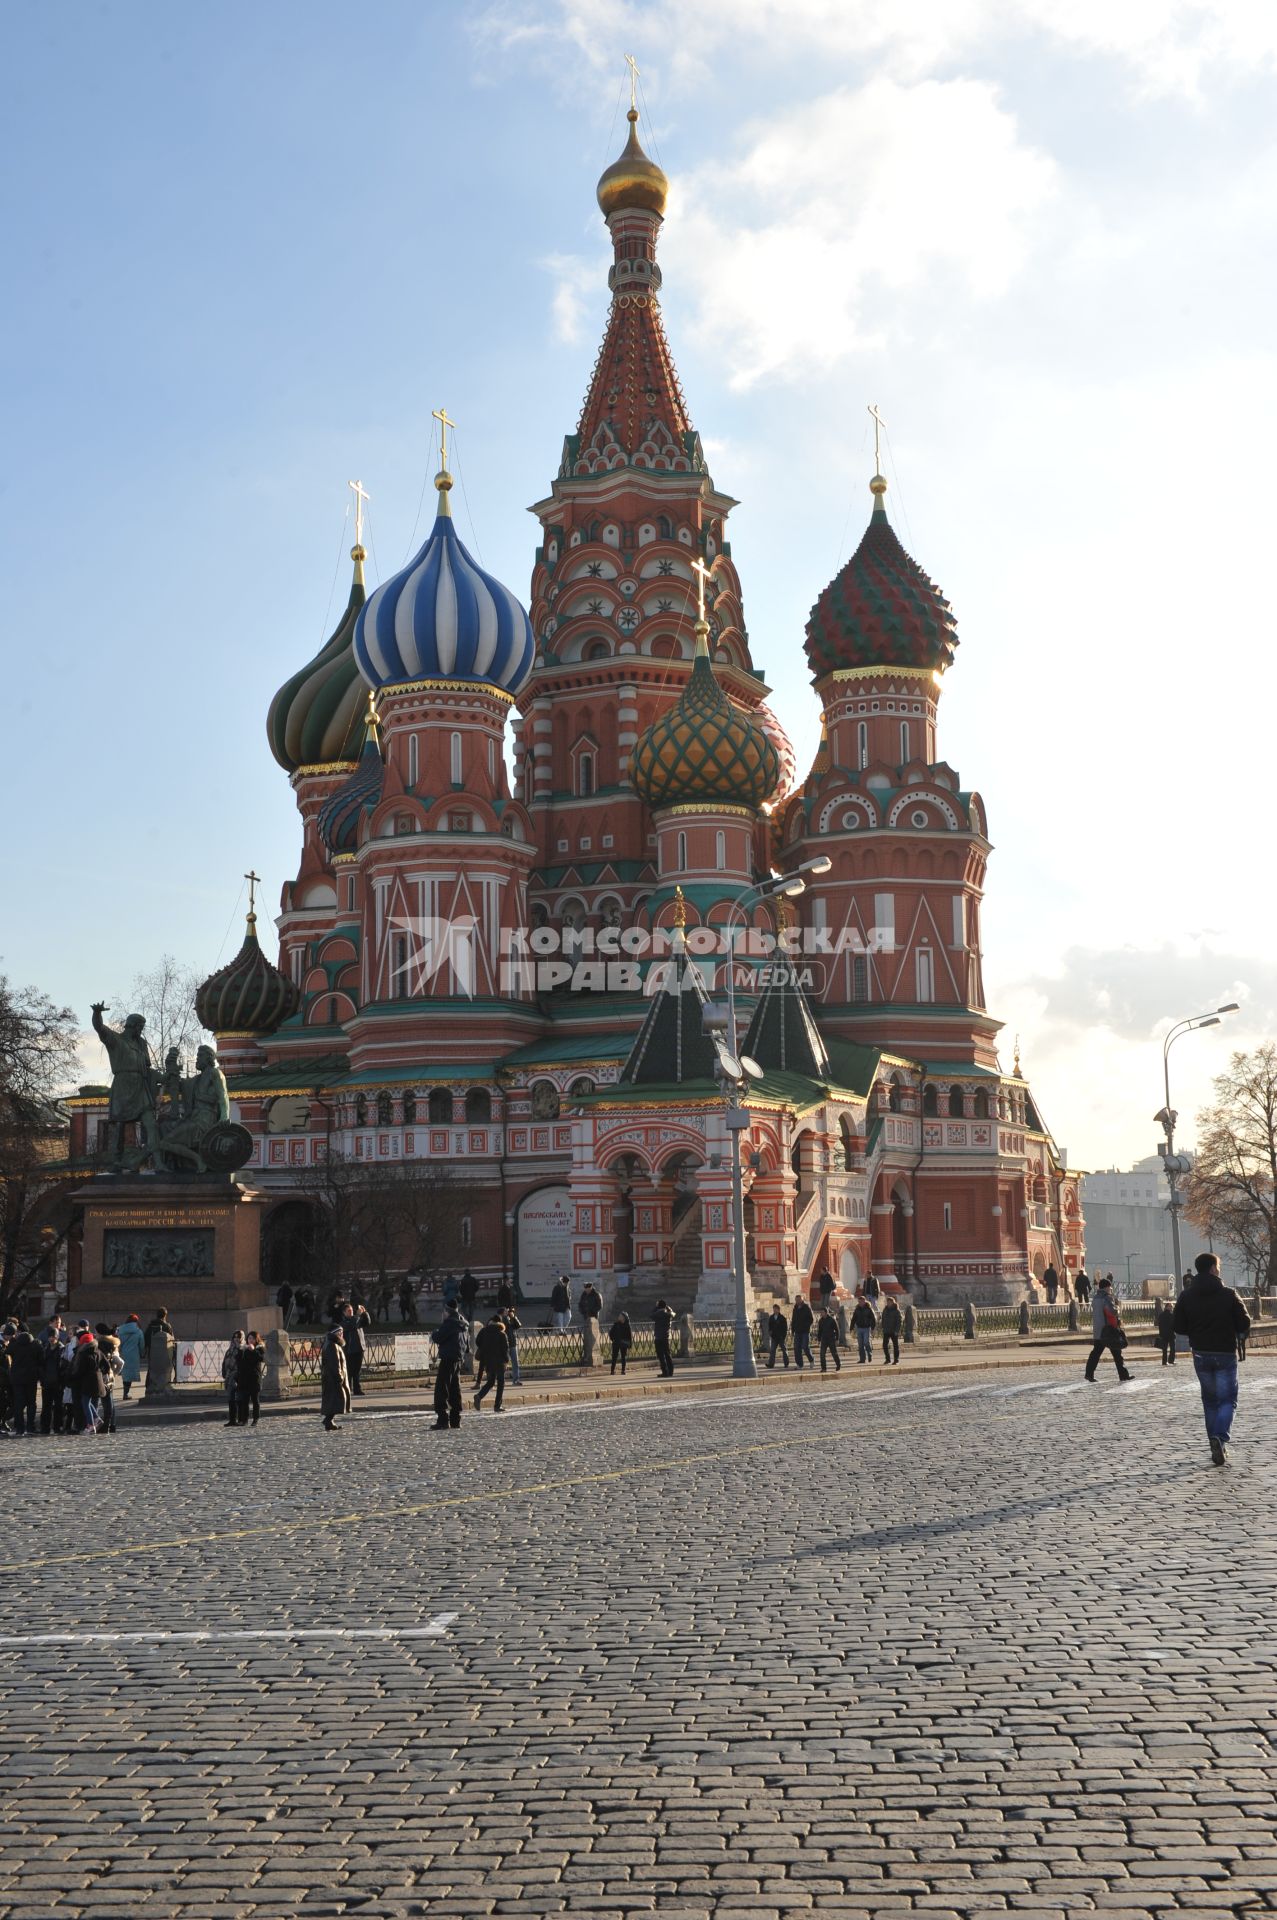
{"left": 620, "top": 1197, "right": 704, "bottom": 1318}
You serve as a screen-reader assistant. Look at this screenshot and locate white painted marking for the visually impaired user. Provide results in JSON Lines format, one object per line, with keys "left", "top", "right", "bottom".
{"left": 0, "top": 1612, "right": 459, "bottom": 1650}
{"left": 988, "top": 1383, "right": 1053, "bottom": 1398}
{"left": 1120, "top": 1380, "right": 1155, "bottom": 1394}
{"left": 1043, "top": 1382, "right": 1090, "bottom": 1395}
{"left": 927, "top": 1386, "right": 987, "bottom": 1400}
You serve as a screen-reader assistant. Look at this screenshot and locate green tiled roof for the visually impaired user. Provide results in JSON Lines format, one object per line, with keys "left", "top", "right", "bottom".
{"left": 502, "top": 1033, "right": 633, "bottom": 1067}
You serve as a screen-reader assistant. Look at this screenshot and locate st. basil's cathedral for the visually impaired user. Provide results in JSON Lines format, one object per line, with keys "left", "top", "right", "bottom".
{"left": 80, "top": 107, "right": 1084, "bottom": 1314}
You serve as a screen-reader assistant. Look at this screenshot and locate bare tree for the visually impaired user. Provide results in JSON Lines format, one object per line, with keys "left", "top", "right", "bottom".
{"left": 283, "top": 1152, "right": 472, "bottom": 1311}
{"left": 0, "top": 971, "right": 80, "bottom": 1317}
{"left": 1184, "top": 1045, "right": 1277, "bottom": 1290}
{"left": 110, "top": 955, "right": 209, "bottom": 1071}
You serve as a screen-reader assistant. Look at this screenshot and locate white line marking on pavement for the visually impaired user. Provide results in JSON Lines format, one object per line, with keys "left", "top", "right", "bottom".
{"left": 1043, "top": 1382, "right": 1090, "bottom": 1394}
{"left": 926, "top": 1386, "right": 988, "bottom": 1400}
{"left": 988, "top": 1383, "right": 1054, "bottom": 1397}
{"left": 0, "top": 1613, "right": 459, "bottom": 1649}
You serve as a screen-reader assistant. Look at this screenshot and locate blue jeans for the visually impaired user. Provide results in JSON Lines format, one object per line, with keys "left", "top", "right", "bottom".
{"left": 856, "top": 1328, "right": 874, "bottom": 1361}
{"left": 508, "top": 1345, "right": 522, "bottom": 1385}
{"left": 1193, "top": 1350, "right": 1239, "bottom": 1443}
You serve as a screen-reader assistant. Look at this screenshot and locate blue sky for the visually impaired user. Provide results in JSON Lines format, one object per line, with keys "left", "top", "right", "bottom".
{"left": 4, "top": 0, "right": 1274, "bottom": 1166}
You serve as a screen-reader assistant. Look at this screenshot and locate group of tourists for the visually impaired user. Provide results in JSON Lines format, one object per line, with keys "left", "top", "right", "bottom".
{"left": 0, "top": 1310, "right": 159, "bottom": 1436}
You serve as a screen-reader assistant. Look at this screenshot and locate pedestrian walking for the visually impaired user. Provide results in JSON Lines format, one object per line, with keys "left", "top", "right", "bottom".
{"left": 1156, "top": 1299, "right": 1177, "bottom": 1366}
{"left": 1174, "top": 1252, "right": 1251, "bottom": 1465}
{"left": 432, "top": 1302, "right": 466, "bottom": 1430}
{"left": 817, "top": 1307, "right": 841, "bottom": 1372}
{"left": 458, "top": 1269, "right": 479, "bottom": 1327}
{"left": 398, "top": 1277, "right": 418, "bottom": 1324}
{"left": 342, "top": 1305, "right": 367, "bottom": 1396}
{"left": 39, "top": 1321, "right": 65, "bottom": 1434}
{"left": 502, "top": 1307, "right": 523, "bottom": 1386}
{"left": 236, "top": 1332, "right": 266, "bottom": 1426}
{"left": 474, "top": 1315, "right": 510, "bottom": 1412}
{"left": 864, "top": 1273, "right": 881, "bottom": 1307}
{"left": 116, "top": 1314, "right": 145, "bottom": 1398}
{"left": 222, "top": 1331, "right": 246, "bottom": 1425}
{"left": 652, "top": 1299, "right": 675, "bottom": 1377}
{"left": 550, "top": 1274, "right": 572, "bottom": 1332}
{"left": 6, "top": 1326, "right": 40, "bottom": 1436}
{"left": 609, "top": 1311, "right": 632, "bottom": 1375}
{"left": 320, "top": 1326, "right": 351, "bottom": 1432}
{"left": 817, "top": 1266, "right": 835, "bottom": 1313}
{"left": 496, "top": 1278, "right": 514, "bottom": 1313}
{"left": 791, "top": 1296, "right": 815, "bottom": 1370}
{"left": 766, "top": 1306, "right": 790, "bottom": 1369}
{"left": 1084, "top": 1275, "right": 1132, "bottom": 1383}
{"left": 1043, "top": 1263, "right": 1059, "bottom": 1304}
{"left": 97, "top": 1335, "right": 122, "bottom": 1432}
{"left": 880, "top": 1296, "right": 902, "bottom": 1365}
{"left": 852, "top": 1294, "right": 877, "bottom": 1364}
{"left": 1075, "top": 1271, "right": 1091, "bottom": 1306}
{"left": 71, "top": 1330, "right": 102, "bottom": 1435}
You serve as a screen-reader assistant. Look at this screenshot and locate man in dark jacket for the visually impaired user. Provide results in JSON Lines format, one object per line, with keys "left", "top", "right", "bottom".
{"left": 474, "top": 1316, "right": 510, "bottom": 1412}
{"left": 880, "top": 1296, "right": 903, "bottom": 1365}
{"left": 1042, "top": 1264, "right": 1059, "bottom": 1304}
{"left": 550, "top": 1274, "right": 572, "bottom": 1332}
{"left": 458, "top": 1269, "right": 479, "bottom": 1327}
{"left": 236, "top": 1333, "right": 267, "bottom": 1427}
{"left": 6, "top": 1327, "right": 40, "bottom": 1436}
{"left": 766, "top": 1306, "right": 790, "bottom": 1369}
{"left": 579, "top": 1281, "right": 603, "bottom": 1323}
{"left": 817, "top": 1267, "right": 835, "bottom": 1312}
{"left": 1174, "top": 1252, "right": 1252, "bottom": 1465}
{"left": 791, "top": 1296, "right": 815, "bottom": 1370}
{"left": 851, "top": 1295, "right": 877, "bottom": 1364}
{"left": 1156, "top": 1299, "right": 1177, "bottom": 1366}
{"left": 39, "top": 1322, "right": 66, "bottom": 1434}
{"left": 817, "top": 1307, "right": 841, "bottom": 1372}
{"left": 432, "top": 1303, "right": 466, "bottom": 1429}
{"left": 652, "top": 1299, "right": 675, "bottom": 1377}
{"left": 1084, "top": 1276, "right": 1132, "bottom": 1383}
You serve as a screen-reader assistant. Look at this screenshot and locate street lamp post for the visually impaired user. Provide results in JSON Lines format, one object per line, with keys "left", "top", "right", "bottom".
{"left": 1157, "top": 1003, "right": 1238, "bottom": 1292}
{"left": 710, "top": 857, "right": 832, "bottom": 1379}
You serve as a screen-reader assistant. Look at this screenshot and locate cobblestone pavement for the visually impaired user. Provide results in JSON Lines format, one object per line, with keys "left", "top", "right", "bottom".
{"left": 3, "top": 1360, "right": 1277, "bottom": 1920}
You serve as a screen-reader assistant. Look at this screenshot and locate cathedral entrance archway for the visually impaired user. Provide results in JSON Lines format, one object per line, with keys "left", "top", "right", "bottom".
{"left": 839, "top": 1245, "right": 860, "bottom": 1293}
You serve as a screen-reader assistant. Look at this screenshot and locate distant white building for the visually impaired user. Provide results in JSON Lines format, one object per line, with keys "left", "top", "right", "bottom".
{"left": 1080, "top": 1155, "right": 1245, "bottom": 1295}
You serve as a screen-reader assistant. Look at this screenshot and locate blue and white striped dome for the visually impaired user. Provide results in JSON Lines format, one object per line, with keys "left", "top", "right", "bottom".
{"left": 353, "top": 481, "right": 535, "bottom": 696}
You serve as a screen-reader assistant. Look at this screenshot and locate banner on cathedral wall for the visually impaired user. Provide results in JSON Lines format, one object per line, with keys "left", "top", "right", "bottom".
{"left": 515, "top": 1186, "right": 573, "bottom": 1301}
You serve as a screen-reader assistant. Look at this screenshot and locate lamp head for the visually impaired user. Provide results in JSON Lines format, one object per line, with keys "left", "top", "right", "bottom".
{"left": 1217, "top": 1001, "right": 1240, "bottom": 1014}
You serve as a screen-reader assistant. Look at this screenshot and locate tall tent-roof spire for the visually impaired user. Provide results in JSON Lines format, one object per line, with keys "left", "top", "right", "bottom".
{"left": 563, "top": 84, "right": 700, "bottom": 480}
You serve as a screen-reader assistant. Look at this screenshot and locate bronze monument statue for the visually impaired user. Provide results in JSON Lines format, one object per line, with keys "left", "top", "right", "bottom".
{"left": 90, "top": 1003, "right": 160, "bottom": 1159}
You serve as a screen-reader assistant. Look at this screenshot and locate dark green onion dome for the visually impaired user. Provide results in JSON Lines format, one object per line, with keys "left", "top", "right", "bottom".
{"left": 631, "top": 625, "right": 780, "bottom": 811}
{"left": 267, "top": 547, "right": 367, "bottom": 773}
{"left": 195, "top": 911, "right": 299, "bottom": 1035}
{"left": 805, "top": 475, "right": 958, "bottom": 680}
{"left": 317, "top": 702, "right": 384, "bottom": 856}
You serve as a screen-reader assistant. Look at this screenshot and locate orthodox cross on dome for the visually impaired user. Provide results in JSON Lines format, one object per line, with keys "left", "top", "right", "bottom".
{"left": 868, "top": 403, "right": 887, "bottom": 476}
{"left": 624, "top": 52, "right": 640, "bottom": 112}
{"left": 348, "top": 478, "right": 369, "bottom": 546}
{"left": 432, "top": 406, "right": 457, "bottom": 469}
{"left": 244, "top": 869, "right": 261, "bottom": 923}
{"left": 691, "top": 555, "right": 711, "bottom": 622}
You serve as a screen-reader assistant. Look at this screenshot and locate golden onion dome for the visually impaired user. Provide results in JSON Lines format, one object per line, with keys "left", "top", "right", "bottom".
{"left": 597, "top": 109, "right": 669, "bottom": 219}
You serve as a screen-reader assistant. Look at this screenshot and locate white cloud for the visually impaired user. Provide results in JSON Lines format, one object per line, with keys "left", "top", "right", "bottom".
{"left": 472, "top": 0, "right": 1277, "bottom": 100}
{"left": 541, "top": 251, "right": 604, "bottom": 344}
{"left": 664, "top": 78, "right": 1057, "bottom": 387}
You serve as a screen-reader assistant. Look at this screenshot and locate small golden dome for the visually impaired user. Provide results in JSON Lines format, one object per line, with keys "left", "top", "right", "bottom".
{"left": 597, "top": 109, "right": 669, "bottom": 219}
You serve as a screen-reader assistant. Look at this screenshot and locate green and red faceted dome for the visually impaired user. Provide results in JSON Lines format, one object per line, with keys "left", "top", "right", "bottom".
{"left": 805, "top": 476, "right": 958, "bottom": 680}
{"left": 631, "top": 634, "right": 781, "bottom": 813}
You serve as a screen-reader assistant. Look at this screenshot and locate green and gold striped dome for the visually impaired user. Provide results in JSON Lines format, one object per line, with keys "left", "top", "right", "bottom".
{"left": 631, "top": 630, "right": 780, "bottom": 812}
